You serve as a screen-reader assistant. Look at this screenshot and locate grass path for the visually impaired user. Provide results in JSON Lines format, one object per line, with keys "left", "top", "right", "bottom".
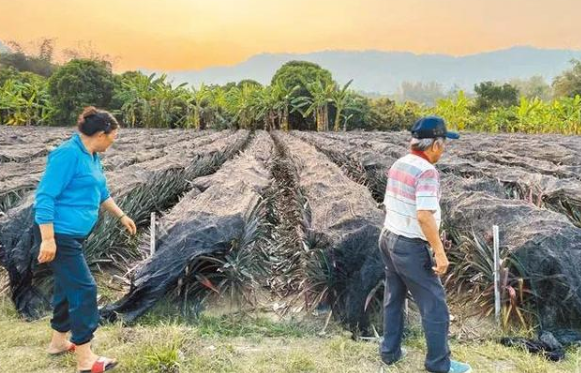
{"left": 2, "top": 297, "right": 581, "bottom": 373}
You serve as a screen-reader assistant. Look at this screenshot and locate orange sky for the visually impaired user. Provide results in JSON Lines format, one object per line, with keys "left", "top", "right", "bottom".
{"left": 1, "top": 0, "right": 580, "bottom": 71}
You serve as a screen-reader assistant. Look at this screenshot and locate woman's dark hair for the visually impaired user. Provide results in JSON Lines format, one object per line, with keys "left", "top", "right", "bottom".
{"left": 77, "top": 106, "right": 119, "bottom": 136}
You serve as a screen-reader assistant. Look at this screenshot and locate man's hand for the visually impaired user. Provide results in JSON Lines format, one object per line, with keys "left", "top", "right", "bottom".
{"left": 432, "top": 250, "right": 449, "bottom": 276}
{"left": 417, "top": 210, "right": 449, "bottom": 275}
{"left": 120, "top": 215, "right": 137, "bottom": 235}
{"left": 38, "top": 239, "right": 57, "bottom": 263}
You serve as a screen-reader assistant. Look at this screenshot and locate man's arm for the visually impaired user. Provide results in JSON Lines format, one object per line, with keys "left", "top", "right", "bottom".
{"left": 415, "top": 167, "right": 448, "bottom": 276}
{"left": 417, "top": 210, "right": 448, "bottom": 275}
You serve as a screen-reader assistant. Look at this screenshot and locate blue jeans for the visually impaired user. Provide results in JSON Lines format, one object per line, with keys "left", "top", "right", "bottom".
{"left": 34, "top": 225, "right": 99, "bottom": 345}
{"left": 379, "top": 230, "right": 451, "bottom": 373}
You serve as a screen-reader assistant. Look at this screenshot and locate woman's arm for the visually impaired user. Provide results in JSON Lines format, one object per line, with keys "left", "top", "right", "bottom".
{"left": 97, "top": 156, "right": 136, "bottom": 235}
{"left": 100, "top": 197, "right": 137, "bottom": 235}
{"left": 35, "top": 147, "right": 78, "bottom": 226}
{"left": 37, "top": 223, "right": 57, "bottom": 263}
{"left": 35, "top": 147, "right": 78, "bottom": 264}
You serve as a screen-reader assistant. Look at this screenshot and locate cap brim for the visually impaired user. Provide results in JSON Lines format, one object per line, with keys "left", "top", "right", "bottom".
{"left": 445, "top": 132, "right": 460, "bottom": 140}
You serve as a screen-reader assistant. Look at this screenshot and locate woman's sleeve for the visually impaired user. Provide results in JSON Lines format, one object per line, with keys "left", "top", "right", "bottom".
{"left": 34, "top": 147, "right": 78, "bottom": 224}
{"left": 99, "top": 158, "right": 111, "bottom": 204}
{"left": 98, "top": 159, "right": 110, "bottom": 203}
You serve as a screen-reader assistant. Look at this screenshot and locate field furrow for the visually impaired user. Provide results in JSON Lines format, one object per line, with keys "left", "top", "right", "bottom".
{"left": 276, "top": 132, "right": 384, "bottom": 335}
{"left": 297, "top": 131, "right": 581, "bottom": 329}
{"left": 0, "top": 130, "right": 250, "bottom": 320}
{"left": 102, "top": 132, "right": 272, "bottom": 323}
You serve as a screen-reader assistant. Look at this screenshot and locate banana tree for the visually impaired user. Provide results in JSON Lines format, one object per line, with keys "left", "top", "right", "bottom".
{"left": 0, "top": 76, "right": 52, "bottom": 126}
{"left": 341, "top": 113, "right": 355, "bottom": 132}
{"left": 434, "top": 91, "right": 472, "bottom": 131}
{"left": 118, "top": 73, "right": 160, "bottom": 128}
{"left": 513, "top": 96, "right": 543, "bottom": 133}
{"left": 552, "top": 95, "right": 581, "bottom": 134}
{"left": 225, "top": 84, "right": 261, "bottom": 129}
{"left": 142, "top": 75, "right": 187, "bottom": 129}
{"left": 271, "top": 81, "right": 300, "bottom": 131}
{"left": 203, "top": 86, "right": 231, "bottom": 129}
{"left": 294, "top": 79, "right": 334, "bottom": 132}
{"left": 191, "top": 83, "right": 212, "bottom": 130}
{"left": 483, "top": 107, "right": 515, "bottom": 133}
{"left": 117, "top": 73, "right": 196, "bottom": 129}
{"left": 252, "top": 86, "right": 278, "bottom": 131}
{"left": 330, "top": 80, "right": 354, "bottom": 131}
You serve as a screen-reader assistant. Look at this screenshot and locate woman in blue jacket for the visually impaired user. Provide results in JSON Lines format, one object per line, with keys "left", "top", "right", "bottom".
{"left": 34, "top": 106, "right": 136, "bottom": 373}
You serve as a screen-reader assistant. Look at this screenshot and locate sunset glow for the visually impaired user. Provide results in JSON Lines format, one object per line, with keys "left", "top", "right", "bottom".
{"left": 1, "top": 0, "right": 580, "bottom": 71}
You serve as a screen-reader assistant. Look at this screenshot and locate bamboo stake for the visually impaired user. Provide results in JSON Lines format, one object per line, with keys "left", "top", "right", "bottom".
{"left": 493, "top": 225, "right": 501, "bottom": 326}
{"left": 150, "top": 212, "right": 156, "bottom": 256}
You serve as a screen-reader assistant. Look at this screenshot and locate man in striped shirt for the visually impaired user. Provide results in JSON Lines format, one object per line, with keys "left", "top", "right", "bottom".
{"left": 379, "top": 116, "right": 471, "bottom": 373}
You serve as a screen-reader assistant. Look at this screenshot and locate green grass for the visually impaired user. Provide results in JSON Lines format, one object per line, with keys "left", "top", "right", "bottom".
{"left": 2, "top": 295, "right": 581, "bottom": 373}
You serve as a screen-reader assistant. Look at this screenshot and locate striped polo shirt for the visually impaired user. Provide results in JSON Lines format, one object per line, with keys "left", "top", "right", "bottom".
{"left": 383, "top": 153, "right": 441, "bottom": 241}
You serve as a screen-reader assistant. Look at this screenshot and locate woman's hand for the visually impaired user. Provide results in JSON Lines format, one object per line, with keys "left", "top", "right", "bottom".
{"left": 102, "top": 199, "right": 137, "bottom": 235}
{"left": 120, "top": 215, "right": 137, "bottom": 235}
{"left": 38, "top": 239, "right": 57, "bottom": 264}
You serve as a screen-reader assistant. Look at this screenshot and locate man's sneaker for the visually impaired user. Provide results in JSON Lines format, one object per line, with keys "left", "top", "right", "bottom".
{"left": 448, "top": 360, "right": 472, "bottom": 373}
{"left": 382, "top": 347, "right": 407, "bottom": 365}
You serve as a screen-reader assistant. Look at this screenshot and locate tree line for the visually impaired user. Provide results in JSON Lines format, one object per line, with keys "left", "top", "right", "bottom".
{"left": 1, "top": 40, "right": 580, "bottom": 134}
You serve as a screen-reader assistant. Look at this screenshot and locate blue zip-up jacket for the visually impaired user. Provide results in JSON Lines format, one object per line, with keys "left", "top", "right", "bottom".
{"left": 34, "top": 132, "right": 111, "bottom": 237}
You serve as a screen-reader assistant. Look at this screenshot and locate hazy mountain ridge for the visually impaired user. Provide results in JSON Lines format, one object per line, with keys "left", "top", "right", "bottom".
{"left": 145, "top": 46, "right": 581, "bottom": 94}
{"left": 0, "top": 40, "right": 11, "bottom": 53}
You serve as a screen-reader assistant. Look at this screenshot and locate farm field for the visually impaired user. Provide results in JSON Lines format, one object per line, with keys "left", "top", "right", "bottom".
{"left": 1, "top": 126, "right": 581, "bottom": 372}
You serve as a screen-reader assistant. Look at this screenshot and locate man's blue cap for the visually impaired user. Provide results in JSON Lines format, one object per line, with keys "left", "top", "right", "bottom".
{"left": 411, "top": 116, "right": 460, "bottom": 140}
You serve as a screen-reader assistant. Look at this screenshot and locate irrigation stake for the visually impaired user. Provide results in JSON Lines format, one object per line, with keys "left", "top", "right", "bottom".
{"left": 319, "top": 310, "right": 333, "bottom": 336}
{"left": 493, "top": 225, "right": 501, "bottom": 327}
{"left": 150, "top": 212, "right": 156, "bottom": 256}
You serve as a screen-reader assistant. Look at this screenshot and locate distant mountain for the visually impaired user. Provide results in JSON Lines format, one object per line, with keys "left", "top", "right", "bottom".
{"left": 0, "top": 40, "right": 11, "bottom": 54}
{"left": 147, "top": 46, "right": 581, "bottom": 94}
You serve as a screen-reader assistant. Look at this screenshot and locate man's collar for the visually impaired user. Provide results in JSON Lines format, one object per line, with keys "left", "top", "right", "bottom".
{"left": 411, "top": 150, "right": 432, "bottom": 164}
